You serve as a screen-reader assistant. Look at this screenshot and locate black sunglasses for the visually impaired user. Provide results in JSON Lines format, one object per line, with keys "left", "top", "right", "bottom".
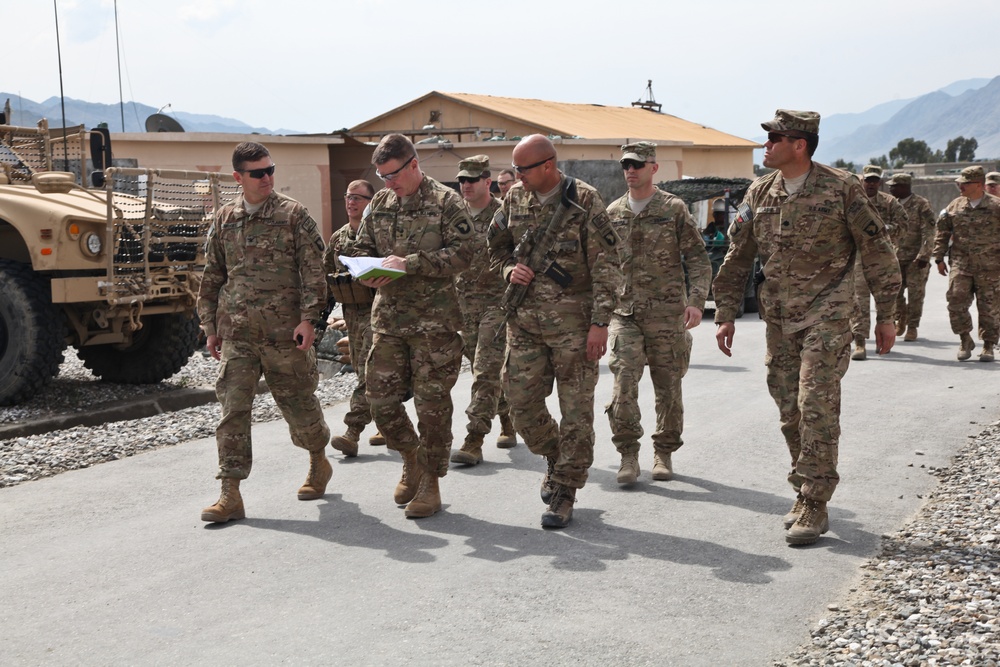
{"left": 767, "top": 132, "right": 803, "bottom": 144}
{"left": 377, "top": 155, "right": 415, "bottom": 181}
{"left": 242, "top": 165, "right": 275, "bottom": 179}
{"left": 512, "top": 156, "right": 553, "bottom": 174}
{"left": 458, "top": 176, "right": 482, "bottom": 184}
{"left": 621, "top": 159, "right": 648, "bottom": 171}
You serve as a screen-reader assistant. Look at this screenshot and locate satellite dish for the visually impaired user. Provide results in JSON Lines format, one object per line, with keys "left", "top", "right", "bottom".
{"left": 145, "top": 113, "right": 185, "bottom": 132}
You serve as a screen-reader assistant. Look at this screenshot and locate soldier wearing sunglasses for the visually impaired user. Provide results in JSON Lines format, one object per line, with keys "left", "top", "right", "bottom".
{"left": 198, "top": 141, "right": 332, "bottom": 523}
{"left": 713, "top": 110, "right": 900, "bottom": 546}
{"left": 450, "top": 155, "right": 518, "bottom": 467}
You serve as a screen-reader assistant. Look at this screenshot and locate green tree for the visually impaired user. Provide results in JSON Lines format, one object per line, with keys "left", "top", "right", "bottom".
{"left": 945, "top": 136, "right": 978, "bottom": 162}
{"left": 832, "top": 158, "right": 857, "bottom": 173}
{"left": 869, "top": 155, "right": 889, "bottom": 169}
{"left": 889, "top": 138, "right": 934, "bottom": 166}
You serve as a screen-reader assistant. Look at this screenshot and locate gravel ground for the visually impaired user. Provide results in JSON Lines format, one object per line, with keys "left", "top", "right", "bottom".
{"left": 2, "top": 353, "right": 998, "bottom": 665}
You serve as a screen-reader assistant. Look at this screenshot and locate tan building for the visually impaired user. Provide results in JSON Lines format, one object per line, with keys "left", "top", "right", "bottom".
{"left": 109, "top": 91, "right": 758, "bottom": 237}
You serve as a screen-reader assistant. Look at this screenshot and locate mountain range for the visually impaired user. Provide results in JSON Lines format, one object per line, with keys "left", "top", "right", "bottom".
{"left": 0, "top": 93, "right": 301, "bottom": 135}
{"left": 808, "top": 77, "right": 1000, "bottom": 165}
{"left": 5, "top": 78, "right": 999, "bottom": 166}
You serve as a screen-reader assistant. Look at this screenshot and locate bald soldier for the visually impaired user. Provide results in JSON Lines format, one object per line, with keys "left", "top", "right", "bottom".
{"left": 605, "top": 141, "right": 712, "bottom": 486}
{"left": 450, "top": 155, "right": 518, "bottom": 466}
{"left": 714, "top": 110, "right": 900, "bottom": 546}
{"left": 851, "top": 164, "right": 908, "bottom": 361}
{"left": 933, "top": 165, "right": 1000, "bottom": 363}
{"left": 886, "top": 173, "right": 935, "bottom": 342}
{"left": 488, "top": 134, "right": 622, "bottom": 528}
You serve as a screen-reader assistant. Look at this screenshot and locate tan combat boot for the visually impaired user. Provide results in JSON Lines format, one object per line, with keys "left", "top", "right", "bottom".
{"left": 850, "top": 336, "right": 866, "bottom": 361}
{"left": 451, "top": 432, "right": 484, "bottom": 466}
{"left": 394, "top": 449, "right": 422, "bottom": 505}
{"left": 616, "top": 453, "right": 640, "bottom": 485}
{"left": 369, "top": 431, "right": 386, "bottom": 446}
{"left": 651, "top": 452, "right": 673, "bottom": 481}
{"left": 541, "top": 484, "right": 576, "bottom": 528}
{"left": 404, "top": 470, "right": 441, "bottom": 518}
{"left": 903, "top": 326, "right": 918, "bottom": 342}
{"left": 201, "top": 478, "right": 245, "bottom": 523}
{"left": 894, "top": 320, "right": 905, "bottom": 336}
{"left": 496, "top": 414, "right": 517, "bottom": 449}
{"left": 785, "top": 498, "right": 829, "bottom": 545}
{"left": 540, "top": 455, "right": 557, "bottom": 503}
{"left": 329, "top": 426, "right": 360, "bottom": 458}
{"left": 980, "top": 342, "right": 995, "bottom": 362}
{"left": 958, "top": 333, "right": 975, "bottom": 361}
{"left": 783, "top": 494, "right": 806, "bottom": 530}
{"left": 298, "top": 449, "right": 333, "bottom": 500}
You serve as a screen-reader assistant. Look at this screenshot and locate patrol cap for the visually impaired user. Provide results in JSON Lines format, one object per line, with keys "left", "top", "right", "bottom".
{"left": 620, "top": 141, "right": 657, "bottom": 163}
{"left": 887, "top": 173, "right": 912, "bottom": 186}
{"left": 862, "top": 165, "right": 883, "bottom": 181}
{"left": 955, "top": 165, "right": 985, "bottom": 184}
{"left": 985, "top": 171, "right": 1000, "bottom": 185}
{"left": 456, "top": 154, "right": 490, "bottom": 178}
{"left": 761, "top": 109, "right": 821, "bottom": 136}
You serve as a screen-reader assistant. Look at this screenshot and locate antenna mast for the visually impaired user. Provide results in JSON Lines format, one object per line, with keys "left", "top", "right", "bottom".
{"left": 631, "top": 80, "right": 662, "bottom": 113}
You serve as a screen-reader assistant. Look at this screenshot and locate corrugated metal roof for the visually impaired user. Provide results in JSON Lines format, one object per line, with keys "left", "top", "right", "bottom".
{"left": 440, "top": 92, "right": 759, "bottom": 148}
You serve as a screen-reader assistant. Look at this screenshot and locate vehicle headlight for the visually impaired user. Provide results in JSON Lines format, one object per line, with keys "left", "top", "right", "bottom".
{"left": 83, "top": 232, "right": 103, "bottom": 256}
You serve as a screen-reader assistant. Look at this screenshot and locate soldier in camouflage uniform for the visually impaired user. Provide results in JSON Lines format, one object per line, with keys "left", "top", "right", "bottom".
{"left": 850, "top": 165, "right": 907, "bottom": 361}
{"left": 497, "top": 169, "right": 518, "bottom": 197}
{"left": 325, "top": 180, "right": 378, "bottom": 458}
{"left": 487, "top": 135, "right": 622, "bottom": 529}
{"left": 714, "top": 110, "right": 901, "bottom": 545}
{"left": 450, "top": 156, "right": 517, "bottom": 467}
{"left": 933, "top": 165, "right": 1000, "bottom": 363}
{"left": 197, "top": 141, "right": 332, "bottom": 524}
{"left": 887, "top": 173, "right": 936, "bottom": 342}
{"left": 985, "top": 171, "right": 1000, "bottom": 197}
{"left": 604, "top": 142, "right": 711, "bottom": 486}
{"left": 346, "top": 134, "right": 475, "bottom": 518}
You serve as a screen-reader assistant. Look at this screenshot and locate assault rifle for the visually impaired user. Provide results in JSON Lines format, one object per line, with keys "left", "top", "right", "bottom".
{"left": 492, "top": 176, "right": 581, "bottom": 342}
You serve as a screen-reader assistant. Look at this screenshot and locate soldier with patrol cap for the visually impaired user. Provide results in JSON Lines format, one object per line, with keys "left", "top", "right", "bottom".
{"left": 450, "top": 155, "right": 518, "bottom": 466}
{"left": 986, "top": 171, "right": 1000, "bottom": 197}
{"left": 713, "top": 110, "right": 901, "bottom": 545}
{"left": 605, "top": 141, "right": 711, "bottom": 486}
{"left": 933, "top": 165, "right": 1000, "bottom": 362}
{"left": 887, "top": 172, "right": 936, "bottom": 342}
{"left": 487, "top": 134, "right": 623, "bottom": 528}
{"left": 850, "top": 164, "right": 907, "bottom": 360}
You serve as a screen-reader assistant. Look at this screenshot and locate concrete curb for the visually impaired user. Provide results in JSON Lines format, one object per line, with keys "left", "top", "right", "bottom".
{"left": 0, "top": 387, "right": 219, "bottom": 440}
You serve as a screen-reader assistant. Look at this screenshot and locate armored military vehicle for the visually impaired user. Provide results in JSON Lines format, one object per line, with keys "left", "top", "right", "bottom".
{"left": 0, "top": 117, "right": 238, "bottom": 405}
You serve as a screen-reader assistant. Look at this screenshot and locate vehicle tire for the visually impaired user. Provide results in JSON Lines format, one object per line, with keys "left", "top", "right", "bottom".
{"left": 0, "top": 260, "right": 66, "bottom": 406}
{"left": 78, "top": 313, "right": 199, "bottom": 384}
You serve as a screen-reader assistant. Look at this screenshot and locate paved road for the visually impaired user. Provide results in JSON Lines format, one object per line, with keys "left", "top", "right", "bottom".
{"left": 2, "top": 276, "right": 998, "bottom": 666}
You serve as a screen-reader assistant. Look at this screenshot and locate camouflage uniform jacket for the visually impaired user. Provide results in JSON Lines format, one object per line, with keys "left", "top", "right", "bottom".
{"left": 487, "top": 176, "right": 622, "bottom": 325}
{"left": 933, "top": 192, "right": 1000, "bottom": 275}
{"left": 455, "top": 196, "right": 504, "bottom": 303}
{"left": 324, "top": 223, "right": 357, "bottom": 275}
{"left": 870, "top": 189, "right": 908, "bottom": 246}
{"left": 607, "top": 188, "right": 712, "bottom": 321}
{"left": 713, "top": 162, "right": 901, "bottom": 333}
{"left": 197, "top": 191, "right": 326, "bottom": 342}
{"left": 348, "top": 174, "right": 474, "bottom": 335}
{"left": 894, "top": 193, "right": 936, "bottom": 262}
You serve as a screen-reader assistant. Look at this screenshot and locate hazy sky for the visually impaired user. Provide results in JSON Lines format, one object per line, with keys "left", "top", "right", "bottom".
{"left": 6, "top": 1, "right": 997, "bottom": 139}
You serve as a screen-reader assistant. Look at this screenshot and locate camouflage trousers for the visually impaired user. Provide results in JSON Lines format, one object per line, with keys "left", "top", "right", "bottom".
{"left": 894, "top": 256, "right": 930, "bottom": 328}
{"left": 342, "top": 303, "right": 374, "bottom": 432}
{"left": 605, "top": 312, "right": 692, "bottom": 456}
{"left": 460, "top": 297, "right": 511, "bottom": 436}
{"left": 503, "top": 313, "right": 598, "bottom": 490}
{"left": 765, "top": 319, "right": 852, "bottom": 503}
{"left": 214, "top": 339, "right": 330, "bottom": 480}
{"left": 946, "top": 270, "right": 1000, "bottom": 344}
{"left": 850, "top": 259, "right": 873, "bottom": 340}
{"left": 366, "top": 331, "right": 463, "bottom": 477}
